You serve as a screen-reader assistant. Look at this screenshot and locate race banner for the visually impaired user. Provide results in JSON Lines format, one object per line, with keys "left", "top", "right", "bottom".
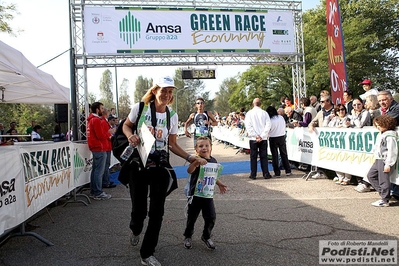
{"left": 0, "top": 147, "right": 25, "bottom": 236}
{"left": 326, "top": 0, "right": 348, "bottom": 105}
{"left": 286, "top": 127, "right": 399, "bottom": 184}
{"left": 72, "top": 142, "right": 92, "bottom": 187}
{"left": 83, "top": 7, "right": 295, "bottom": 54}
{"left": 19, "top": 142, "right": 73, "bottom": 218}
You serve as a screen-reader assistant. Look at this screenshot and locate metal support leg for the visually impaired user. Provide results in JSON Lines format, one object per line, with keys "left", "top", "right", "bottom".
{"left": 302, "top": 165, "right": 318, "bottom": 181}
{"left": 62, "top": 187, "right": 91, "bottom": 207}
{"left": 0, "top": 222, "right": 54, "bottom": 247}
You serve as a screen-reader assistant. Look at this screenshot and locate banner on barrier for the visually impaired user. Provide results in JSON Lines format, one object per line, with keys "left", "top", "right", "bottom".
{"left": 19, "top": 142, "right": 73, "bottom": 218}
{"left": 72, "top": 143, "right": 93, "bottom": 187}
{"left": 0, "top": 147, "right": 25, "bottom": 236}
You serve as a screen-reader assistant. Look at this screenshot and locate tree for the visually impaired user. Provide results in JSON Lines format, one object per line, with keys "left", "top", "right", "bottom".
{"left": 134, "top": 75, "right": 152, "bottom": 103}
{"left": 98, "top": 69, "right": 115, "bottom": 108}
{"left": 118, "top": 78, "right": 132, "bottom": 119}
{"left": 214, "top": 77, "right": 237, "bottom": 116}
{"left": 0, "top": 2, "right": 19, "bottom": 35}
{"left": 303, "top": 0, "right": 399, "bottom": 97}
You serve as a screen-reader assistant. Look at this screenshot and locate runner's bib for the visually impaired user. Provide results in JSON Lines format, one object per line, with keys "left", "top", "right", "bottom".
{"left": 193, "top": 163, "right": 223, "bottom": 198}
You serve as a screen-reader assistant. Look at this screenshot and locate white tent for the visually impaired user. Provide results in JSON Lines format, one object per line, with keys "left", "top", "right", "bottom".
{"left": 0, "top": 40, "right": 70, "bottom": 104}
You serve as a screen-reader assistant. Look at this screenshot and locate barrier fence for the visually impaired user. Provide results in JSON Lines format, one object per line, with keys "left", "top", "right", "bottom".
{"left": 1, "top": 126, "right": 399, "bottom": 241}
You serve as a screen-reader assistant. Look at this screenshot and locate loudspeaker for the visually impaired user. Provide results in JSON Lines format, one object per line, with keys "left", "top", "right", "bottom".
{"left": 54, "top": 104, "right": 68, "bottom": 123}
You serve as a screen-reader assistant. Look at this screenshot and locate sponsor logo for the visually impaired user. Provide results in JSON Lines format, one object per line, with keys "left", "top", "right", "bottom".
{"left": 97, "top": 32, "right": 104, "bottom": 40}
{"left": 119, "top": 11, "right": 141, "bottom": 48}
{"left": 273, "top": 29, "right": 289, "bottom": 35}
{"left": 92, "top": 17, "right": 100, "bottom": 24}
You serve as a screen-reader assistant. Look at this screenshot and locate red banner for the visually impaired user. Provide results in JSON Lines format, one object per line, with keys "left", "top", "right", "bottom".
{"left": 326, "top": 0, "right": 348, "bottom": 105}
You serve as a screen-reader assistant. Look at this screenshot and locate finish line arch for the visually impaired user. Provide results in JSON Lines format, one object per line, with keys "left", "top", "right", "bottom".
{"left": 70, "top": 0, "right": 306, "bottom": 140}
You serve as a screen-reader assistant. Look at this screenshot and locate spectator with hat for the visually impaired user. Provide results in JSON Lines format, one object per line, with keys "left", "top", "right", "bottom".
{"left": 359, "top": 79, "right": 378, "bottom": 101}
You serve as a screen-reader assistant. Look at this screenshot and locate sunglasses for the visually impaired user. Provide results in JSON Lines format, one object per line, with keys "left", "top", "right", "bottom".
{"left": 196, "top": 102, "right": 204, "bottom": 105}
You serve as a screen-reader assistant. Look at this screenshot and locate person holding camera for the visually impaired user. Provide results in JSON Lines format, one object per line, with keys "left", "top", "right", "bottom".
{"left": 122, "top": 76, "right": 206, "bottom": 266}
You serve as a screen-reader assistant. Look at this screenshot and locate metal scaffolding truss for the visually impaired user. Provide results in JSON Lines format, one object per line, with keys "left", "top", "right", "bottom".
{"left": 70, "top": 0, "right": 306, "bottom": 140}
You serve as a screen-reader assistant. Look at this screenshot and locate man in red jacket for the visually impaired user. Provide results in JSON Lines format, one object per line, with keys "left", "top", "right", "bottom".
{"left": 87, "top": 102, "right": 112, "bottom": 200}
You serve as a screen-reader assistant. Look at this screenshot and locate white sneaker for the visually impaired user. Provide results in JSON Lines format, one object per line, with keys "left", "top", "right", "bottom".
{"left": 371, "top": 200, "right": 389, "bottom": 207}
{"left": 354, "top": 184, "right": 371, "bottom": 193}
{"left": 312, "top": 172, "right": 325, "bottom": 179}
{"left": 141, "top": 256, "right": 161, "bottom": 266}
{"left": 92, "top": 192, "right": 111, "bottom": 200}
{"left": 333, "top": 176, "right": 339, "bottom": 181}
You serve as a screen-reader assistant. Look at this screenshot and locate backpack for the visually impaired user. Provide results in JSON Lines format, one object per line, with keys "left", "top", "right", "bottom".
{"left": 112, "top": 102, "right": 144, "bottom": 163}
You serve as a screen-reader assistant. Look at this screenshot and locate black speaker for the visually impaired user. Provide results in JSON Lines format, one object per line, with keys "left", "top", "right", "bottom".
{"left": 54, "top": 104, "right": 68, "bottom": 123}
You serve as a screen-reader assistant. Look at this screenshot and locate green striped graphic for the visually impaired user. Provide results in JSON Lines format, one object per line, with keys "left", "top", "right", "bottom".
{"left": 119, "top": 11, "right": 141, "bottom": 48}
{"left": 73, "top": 148, "right": 84, "bottom": 181}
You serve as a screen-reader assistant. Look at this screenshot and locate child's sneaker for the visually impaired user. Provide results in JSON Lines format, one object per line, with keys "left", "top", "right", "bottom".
{"left": 184, "top": 238, "right": 192, "bottom": 249}
{"left": 141, "top": 255, "right": 161, "bottom": 266}
{"left": 371, "top": 200, "right": 389, "bottom": 207}
{"left": 201, "top": 236, "right": 215, "bottom": 250}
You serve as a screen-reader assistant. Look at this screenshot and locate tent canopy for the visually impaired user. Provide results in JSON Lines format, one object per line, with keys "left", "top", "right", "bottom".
{"left": 0, "top": 40, "right": 70, "bottom": 104}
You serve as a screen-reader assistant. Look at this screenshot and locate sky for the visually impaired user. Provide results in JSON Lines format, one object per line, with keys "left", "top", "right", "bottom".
{"left": 1, "top": 0, "right": 322, "bottom": 101}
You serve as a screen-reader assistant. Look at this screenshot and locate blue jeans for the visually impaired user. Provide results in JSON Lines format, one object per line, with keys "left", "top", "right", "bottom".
{"left": 90, "top": 151, "right": 106, "bottom": 196}
{"left": 102, "top": 151, "right": 111, "bottom": 186}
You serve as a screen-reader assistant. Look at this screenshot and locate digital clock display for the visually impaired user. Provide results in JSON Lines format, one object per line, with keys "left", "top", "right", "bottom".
{"left": 182, "top": 69, "right": 216, "bottom": 79}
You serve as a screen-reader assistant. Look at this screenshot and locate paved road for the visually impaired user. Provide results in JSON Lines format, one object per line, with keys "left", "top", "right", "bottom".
{"left": 1, "top": 137, "right": 398, "bottom": 266}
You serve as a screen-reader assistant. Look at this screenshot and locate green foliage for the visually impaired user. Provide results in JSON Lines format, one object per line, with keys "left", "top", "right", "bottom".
{"left": 98, "top": 69, "right": 115, "bottom": 108}
{"left": 118, "top": 78, "right": 132, "bottom": 119}
{"left": 214, "top": 77, "right": 237, "bottom": 116}
{"left": 0, "top": 2, "right": 18, "bottom": 35}
{"left": 303, "top": 0, "right": 399, "bottom": 97}
{"left": 134, "top": 75, "right": 152, "bottom": 103}
{"left": 0, "top": 103, "right": 67, "bottom": 140}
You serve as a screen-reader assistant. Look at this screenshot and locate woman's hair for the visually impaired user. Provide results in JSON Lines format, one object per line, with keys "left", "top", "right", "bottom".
{"left": 54, "top": 124, "right": 62, "bottom": 134}
{"left": 365, "top": 94, "right": 379, "bottom": 110}
{"left": 266, "top": 105, "right": 279, "bottom": 119}
{"left": 352, "top": 97, "right": 364, "bottom": 107}
{"left": 141, "top": 85, "right": 175, "bottom": 105}
{"left": 373, "top": 115, "right": 397, "bottom": 130}
{"left": 334, "top": 104, "right": 346, "bottom": 115}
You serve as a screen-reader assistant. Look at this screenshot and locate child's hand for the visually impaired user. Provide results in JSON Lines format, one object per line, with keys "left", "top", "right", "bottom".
{"left": 383, "top": 166, "right": 391, "bottom": 173}
{"left": 217, "top": 183, "right": 227, "bottom": 194}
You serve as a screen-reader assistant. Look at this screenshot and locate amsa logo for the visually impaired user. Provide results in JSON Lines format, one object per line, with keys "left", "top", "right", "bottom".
{"left": 298, "top": 139, "right": 313, "bottom": 148}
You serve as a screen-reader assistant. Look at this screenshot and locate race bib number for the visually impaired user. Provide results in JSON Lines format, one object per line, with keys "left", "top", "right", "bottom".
{"left": 194, "top": 163, "right": 223, "bottom": 198}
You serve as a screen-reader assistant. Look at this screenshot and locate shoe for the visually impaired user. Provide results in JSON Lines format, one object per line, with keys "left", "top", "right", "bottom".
{"left": 286, "top": 172, "right": 292, "bottom": 176}
{"left": 249, "top": 176, "right": 256, "bottom": 180}
{"left": 184, "top": 238, "right": 192, "bottom": 249}
{"left": 312, "top": 172, "right": 324, "bottom": 179}
{"left": 335, "top": 180, "right": 343, "bottom": 185}
{"left": 263, "top": 174, "right": 272, "bottom": 179}
{"left": 91, "top": 192, "right": 111, "bottom": 200}
{"left": 103, "top": 183, "right": 117, "bottom": 188}
{"left": 298, "top": 164, "right": 307, "bottom": 170}
{"left": 141, "top": 255, "right": 161, "bottom": 266}
{"left": 130, "top": 232, "right": 139, "bottom": 246}
{"left": 355, "top": 184, "right": 371, "bottom": 193}
{"left": 201, "top": 236, "right": 215, "bottom": 250}
{"left": 371, "top": 200, "right": 389, "bottom": 207}
{"left": 333, "top": 176, "right": 339, "bottom": 181}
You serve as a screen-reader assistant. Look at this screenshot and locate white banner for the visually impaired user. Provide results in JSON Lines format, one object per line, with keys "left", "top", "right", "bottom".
{"left": 19, "top": 142, "right": 73, "bottom": 219}
{"left": 83, "top": 7, "right": 295, "bottom": 54}
{"left": 0, "top": 146, "right": 25, "bottom": 236}
{"left": 72, "top": 142, "right": 92, "bottom": 187}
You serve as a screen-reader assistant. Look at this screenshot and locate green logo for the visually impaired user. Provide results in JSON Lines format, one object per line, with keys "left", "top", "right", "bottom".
{"left": 73, "top": 149, "right": 84, "bottom": 181}
{"left": 119, "top": 11, "right": 141, "bottom": 48}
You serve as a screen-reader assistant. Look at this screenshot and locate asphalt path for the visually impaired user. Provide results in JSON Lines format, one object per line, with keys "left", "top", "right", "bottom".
{"left": 0, "top": 136, "right": 398, "bottom": 266}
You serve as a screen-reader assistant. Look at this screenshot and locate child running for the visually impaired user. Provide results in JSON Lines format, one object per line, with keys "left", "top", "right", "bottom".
{"left": 183, "top": 136, "right": 227, "bottom": 250}
{"left": 367, "top": 115, "right": 398, "bottom": 207}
